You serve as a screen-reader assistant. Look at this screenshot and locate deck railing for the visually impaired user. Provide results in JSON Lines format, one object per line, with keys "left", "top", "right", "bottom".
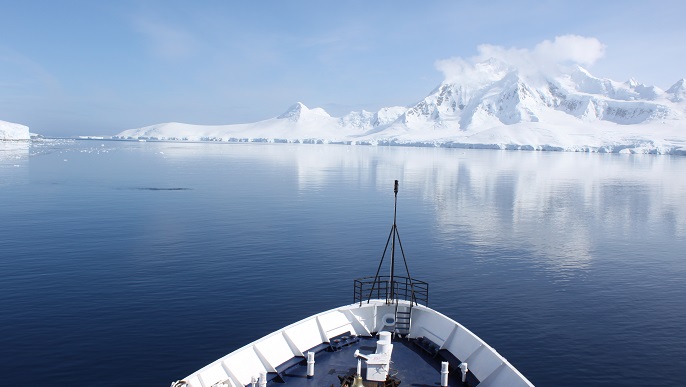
{"left": 354, "top": 275, "right": 428, "bottom": 307}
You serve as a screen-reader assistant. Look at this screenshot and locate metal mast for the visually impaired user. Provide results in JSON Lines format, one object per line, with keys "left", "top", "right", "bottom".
{"left": 355, "top": 180, "right": 427, "bottom": 308}
{"left": 366, "top": 179, "right": 418, "bottom": 305}
{"left": 389, "top": 180, "right": 399, "bottom": 301}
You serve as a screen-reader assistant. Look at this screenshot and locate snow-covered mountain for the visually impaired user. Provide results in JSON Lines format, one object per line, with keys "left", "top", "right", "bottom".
{"left": 666, "top": 79, "right": 686, "bottom": 102}
{"left": 0, "top": 120, "right": 30, "bottom": 140}
{"left": 116, "top": 61, "right": 686, "bottom": 154}
{"left": 402, "top": 63, "right": 681, "bottom": 129}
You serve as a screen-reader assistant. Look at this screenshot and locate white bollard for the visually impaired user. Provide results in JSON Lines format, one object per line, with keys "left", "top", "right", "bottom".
{"left": 459, "top": 362, "right": 469, "bottom": 383}
{"left": 259, "top": 371, "right": 267, "bottom": 387}
{"left": 378, "top": 331, "right": 392, "bottom": 344}
{"left": 307, "top": 351, "right": 315, "bottom": 378}
{"left": 441, "top": 361, "right": 449, "bottom": 387}
{"left": 250, "top": 376, "right": 257, "bottom": 387}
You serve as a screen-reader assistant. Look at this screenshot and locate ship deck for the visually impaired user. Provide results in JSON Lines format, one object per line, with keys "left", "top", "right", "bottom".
{"left": 178, "top": 301, "right": 533, "bottom": 387}
{"left": 269, "top": 335, "right": 477, "bottom": 387}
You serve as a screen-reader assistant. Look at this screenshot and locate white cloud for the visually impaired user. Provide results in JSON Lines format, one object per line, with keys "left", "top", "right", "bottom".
{"left": 436, "top": 35, "right": 606, "bottom": 84}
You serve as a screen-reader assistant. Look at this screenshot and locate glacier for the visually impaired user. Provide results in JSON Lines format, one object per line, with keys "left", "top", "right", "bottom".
{"left": 115, "top": 61, "right": 686, "bottom": 154}
{"left": 0, "top": 120, "right": 30, "bottom": 141}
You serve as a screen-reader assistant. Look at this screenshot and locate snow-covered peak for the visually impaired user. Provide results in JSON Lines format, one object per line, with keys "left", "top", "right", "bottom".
{"left": 629, "top": 82, "right": 662, "bottom": 101}
{"left": 339, "top": 110, "right": 375, "bottom": 130}
{"left": 404, "top": 68, "right": 546, "bottom": 129}
{"left": 566, "top": 65, "right": 615, "bottom": 95}
{"left": 622, "top": 77, "right": 662, "bottom": 100}
{"left": 398, "top": 61, "right": 684, "bottom": 130}
{"left": 277, "top": 102, "right": 307, "bottom": 120}
{"left": 338, "top": 106, "right": 406, "bottom": 131}
{"left": 277, "top": 102, "right": 331, "bottom": 122}
{"left": 0, "top": 119, "right": 30, "bottom": 140}
{"left": 667, "top": 79, "right": 686, "bottom": 102}
{"left": 374, "top": 106, "right": 406, "bottom": 126}
{"left": 561, "top": 66, "right": 662, "bottom": 101}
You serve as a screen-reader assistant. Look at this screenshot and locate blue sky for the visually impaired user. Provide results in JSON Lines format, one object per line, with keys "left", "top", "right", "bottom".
{"left": 1, "top": 0, "right": 685, "bottom": 136}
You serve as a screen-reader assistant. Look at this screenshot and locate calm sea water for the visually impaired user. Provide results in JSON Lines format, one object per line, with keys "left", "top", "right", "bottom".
{"left": 1, "top": 140, "right": 685, "bottom": 386}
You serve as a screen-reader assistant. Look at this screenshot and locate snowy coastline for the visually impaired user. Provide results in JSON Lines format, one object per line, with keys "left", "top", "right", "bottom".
{"left": 115, "top": 63, "right": 686, "bottom": 155}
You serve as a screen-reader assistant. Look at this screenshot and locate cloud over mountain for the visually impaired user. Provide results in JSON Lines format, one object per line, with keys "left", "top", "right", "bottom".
{"left": 436, "top": 35, "right": 606, "bottom": 85}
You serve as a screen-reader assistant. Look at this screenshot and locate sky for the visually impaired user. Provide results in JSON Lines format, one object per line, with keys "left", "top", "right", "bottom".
{"left": 1, "top": 0, "right": 685, "bottom": 136}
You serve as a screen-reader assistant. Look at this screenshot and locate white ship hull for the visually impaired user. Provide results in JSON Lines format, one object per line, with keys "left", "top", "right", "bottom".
{"left": 177, "top": 299, "right": 533, "bottom": 387}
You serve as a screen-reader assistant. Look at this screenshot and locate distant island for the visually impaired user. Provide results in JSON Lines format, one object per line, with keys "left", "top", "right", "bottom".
{"left": 115, "top": 62, "right": 686, "bottom": 155}
{"left": 0, "top": 120, "right": 30, "bottom": 140}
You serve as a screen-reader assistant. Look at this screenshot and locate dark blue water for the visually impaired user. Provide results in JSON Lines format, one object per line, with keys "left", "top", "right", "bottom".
{"left": 1, "top": 140, "right": 685, "bottom": 386}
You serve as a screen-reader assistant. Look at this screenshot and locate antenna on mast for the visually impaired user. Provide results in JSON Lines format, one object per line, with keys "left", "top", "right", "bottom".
{"left": 364, "top": 180, "right": 418, "bottom": 305}
{"left": 390, "top": 180, "right": 399, "bottom": 301}
{"left": 354, "top": 180, "right": 428, "bottom": 309}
